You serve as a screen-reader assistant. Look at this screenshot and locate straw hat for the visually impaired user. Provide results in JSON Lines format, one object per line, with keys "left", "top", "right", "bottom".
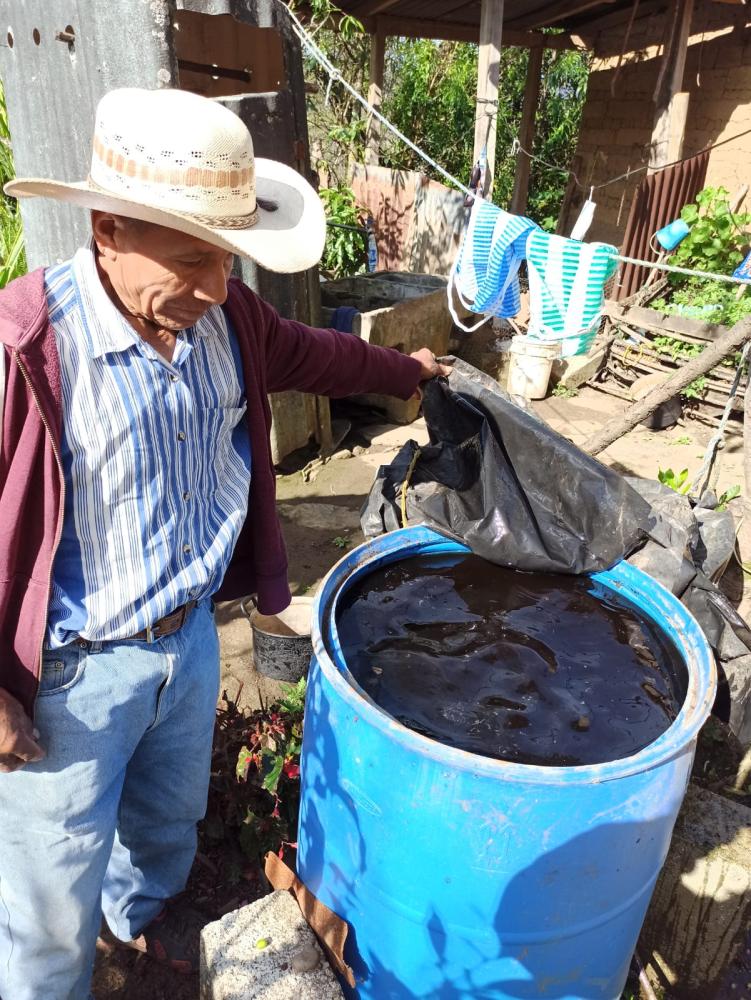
{"left": 4, "top": 87, "right": 326, "bottom": 274}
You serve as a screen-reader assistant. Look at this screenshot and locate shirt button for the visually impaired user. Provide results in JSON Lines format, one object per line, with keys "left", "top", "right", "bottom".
{"left": 170, "top": 374, "right": 179, "bottom": 383}
{"left": 182, "top": 490, "right": 191, "bottom": 501}
{"left": 177, "top": 431, "right": 186, "bottom": 441}
{"left": 183, "top": 544, "right": 192, "bottom": 554}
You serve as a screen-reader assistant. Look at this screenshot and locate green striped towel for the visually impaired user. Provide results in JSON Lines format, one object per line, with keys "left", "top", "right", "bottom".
{"left": 526, "top": 231, "right": 618, "bottom": 358}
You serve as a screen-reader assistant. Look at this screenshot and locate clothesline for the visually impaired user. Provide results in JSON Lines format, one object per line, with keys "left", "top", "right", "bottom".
{"left": 280, "top": 0, "right": 751, "bottom": 290}
{"left": 512, "top": 126, "right": 751, "bottom": 193}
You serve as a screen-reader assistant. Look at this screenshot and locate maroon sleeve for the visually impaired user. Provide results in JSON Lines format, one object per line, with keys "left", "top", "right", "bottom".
{"left": 246, "top": 285, "right": 422, "bottom": 400}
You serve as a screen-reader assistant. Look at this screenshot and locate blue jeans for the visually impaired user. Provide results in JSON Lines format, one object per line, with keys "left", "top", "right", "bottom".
{"left": 0, "top": 599, "right": 220, "bottom": 1000}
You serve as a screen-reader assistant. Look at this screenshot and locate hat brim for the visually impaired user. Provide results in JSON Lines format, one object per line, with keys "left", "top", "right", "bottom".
{"left": 4, "top": 158, "right": 326, "bottom": 274}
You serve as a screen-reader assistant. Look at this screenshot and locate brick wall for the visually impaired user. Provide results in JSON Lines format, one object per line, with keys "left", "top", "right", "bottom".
{"left": 562, "top": 5, "right": 751, "bottom": 245}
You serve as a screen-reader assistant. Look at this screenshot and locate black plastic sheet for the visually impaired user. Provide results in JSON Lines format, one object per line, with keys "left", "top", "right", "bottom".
{"left": 361, "top": 360, "right": 751, "bottom": 745}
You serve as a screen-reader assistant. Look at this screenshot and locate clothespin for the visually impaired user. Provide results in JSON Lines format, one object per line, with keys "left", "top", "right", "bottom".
{"left": 464, "top": 143, "right": 491, "bottom": 209}
{"left": 324, "top": 71, "right": 335, "bottom": 106}
{"left": 570, "top": 186, "right": 597, "bottom": 241}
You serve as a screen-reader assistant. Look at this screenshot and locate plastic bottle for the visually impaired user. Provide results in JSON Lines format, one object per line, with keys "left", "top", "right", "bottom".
{"left": 366, "top": 216, "right": 378, "bottom": 273}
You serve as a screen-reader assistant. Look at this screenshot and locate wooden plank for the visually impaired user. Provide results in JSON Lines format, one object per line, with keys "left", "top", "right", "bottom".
{"left": 667, "top": 90, "right": 690, "bottom": 162}
{"left": 355, "top": 0, "right": 401, "bottom": 18}
{"left": 509, "top": 44, "right": 543, "bottom": 214}
{"left": 365, "top": 26, "right": 386, "bottom": 166}
{"left": 367, "top": 14, "right": 582, "bottom": 48}
{"left": 508, "top": 0, "right": 616, "bottom": 30}
{"left": 473, "top": 0, "right": 504, "bottom": 193}
{"left": 650, "top": 0, "right": 694, "bottom": 170}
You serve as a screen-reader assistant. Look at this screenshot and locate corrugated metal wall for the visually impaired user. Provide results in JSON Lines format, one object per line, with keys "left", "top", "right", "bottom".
{"left": 615, "top": 150, "right": 710, "bottom": 300}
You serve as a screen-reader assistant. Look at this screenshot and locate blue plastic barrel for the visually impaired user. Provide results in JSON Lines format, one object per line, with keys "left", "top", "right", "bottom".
{"left": 298, "top": 526, "right": 716, "bottom": 1000}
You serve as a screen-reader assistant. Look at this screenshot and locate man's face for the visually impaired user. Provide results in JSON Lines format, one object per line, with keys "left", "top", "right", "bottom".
{"left": 94, "top": 215, "right": 235, "bottom": 331}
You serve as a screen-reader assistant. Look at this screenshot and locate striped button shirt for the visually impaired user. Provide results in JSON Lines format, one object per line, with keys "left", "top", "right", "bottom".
{"left": 45, "top": 244, "right": 252, "bottom": 648}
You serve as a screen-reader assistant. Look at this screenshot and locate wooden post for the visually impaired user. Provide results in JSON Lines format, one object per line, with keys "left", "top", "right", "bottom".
{"left": 510, "top": 44, "right": 543, "bottom": 214}
{"left": 473, "top": 0, "right": 505, "bottom": 196}
{"left": 365, "top": 25, "right": 386, "bottom": 166}
{"left": 649, "top": 0, "right": 693, "bottom": 170}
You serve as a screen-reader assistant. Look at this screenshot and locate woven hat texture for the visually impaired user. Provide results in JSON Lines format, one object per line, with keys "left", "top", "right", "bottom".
{"left": 5, "top": 87, "right": 325, "bottom": 274}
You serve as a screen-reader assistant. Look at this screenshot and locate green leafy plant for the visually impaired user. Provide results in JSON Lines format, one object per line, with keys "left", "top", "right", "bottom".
{"left": 681, "top": 375, "right": 707, "bottom": 401}
{"left": 233, "top": 678, "right": 306, "bottom": 861}
{"left": 674, "top": 187, "right": 751, "bottom": 275}
{"left": 653, "top": 186, "right": 751, "bottom": 328}
{"left": 332, "top": 534, "right": 351, "bottom": 549}
{"left": 717, "top": 484, "right": 741, "bottom": 511}
{"left": 652, "top": 335, "right": 704, "bottom": 361}
{"left": 0, "top": 78, "right": 26, "bottom": 288}
{"left": 671, "top": 435, "right": 692, "bottom": 445}
{"left": 318, "top": 185, "right": 367, "bottom": 277}
{"left": 204, "top": 680, "right": 306, "bottom": 866}
{"left": 658, "top": 467, "right": 691, "bottom": 494}
{"left": 552, "top": 384, "right": 579, "bottom": 398}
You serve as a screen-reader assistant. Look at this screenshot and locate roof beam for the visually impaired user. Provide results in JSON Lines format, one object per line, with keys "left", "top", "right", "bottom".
{"left": 365, "top": 14, "right": 584, "bottom": 48}
{"left": 508, "top": 0, "right": 617, "bottom": 30}
{"left": 353, "top": 0, "right": 401, "bottom": 18}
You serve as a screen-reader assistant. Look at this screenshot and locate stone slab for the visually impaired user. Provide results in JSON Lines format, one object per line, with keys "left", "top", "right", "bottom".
{"left": 550, "top": 348, "right": 606, "bottom": 390}
{"left": 200, "top": 890, "right": 344, "bottom": 1000}
{"left": 639, "top": 784, "right": 751, "bottom": 998}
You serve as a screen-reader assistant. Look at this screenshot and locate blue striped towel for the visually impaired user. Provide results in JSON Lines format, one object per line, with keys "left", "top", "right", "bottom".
{"left": 525, "top": 230, "right": 618, "bottom": 357}
{"left": 450, "top": 198, "right": 539, "bottom": 325}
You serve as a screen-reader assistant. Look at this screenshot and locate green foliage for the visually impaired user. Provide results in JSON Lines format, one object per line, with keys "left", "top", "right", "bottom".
{"left": 655, "top": 186, "right": 751, "bottom": 328}
{"left": 332, "top": 534, "right": 351, "bottom": 549}
{"left": 552, "top": 383, "right": 578, "bottom": 398}
{"left": 379, "top": 41, "right": 589, "bottom": 225}
{"left": 380, "top": 39, "right": 479, "bottom": 191}
{"left": 652, "top": 335, "right": 704, "bottom": 361}
{"left": 658, "top": 467, "right": 691, "bottom": 494}
{"left": 205, "top": 680, "right": 306, "bottom": 865}
{"left": 300, "top": 1, "right": 590, "bottom": 227}
{"left": 653, "top": 280, "right": 751, "bottom": 329}
{"left": 717, "top": 484, "right": 741, "bottom": 511}
{"left": 318, "top": 185, "right": 367, "bottom": 277}
{"left": 527, "top": 48, "right": 590, "bottom": 225}
{"left": 681, "top": 375, "right": 707, "bottom": 401}
{"left": 674, "top": 187, "right": 751, "bottom": 275}
{"left": 297, "top": 0, "right": 369, "bottom": 185}
{"left": 0, "top": 78, "right": 26, "bottom": 288}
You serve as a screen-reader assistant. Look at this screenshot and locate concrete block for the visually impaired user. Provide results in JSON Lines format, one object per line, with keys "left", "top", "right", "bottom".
{"left": 200, "top": 890, "right": 344, "bottom": 1000}
{"left": 639, "top": 784, "right": 751, "bottom": 998}
{"left": 550, "top": 348, "right": 607, "bottom": 390}
{"left": 321, "top": 274, "right": 453, "bottom": 424}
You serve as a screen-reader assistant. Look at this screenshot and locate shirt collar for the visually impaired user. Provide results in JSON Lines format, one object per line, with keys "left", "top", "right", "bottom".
{"left": 71, "top": 241, "right": 215, "bottom": 359}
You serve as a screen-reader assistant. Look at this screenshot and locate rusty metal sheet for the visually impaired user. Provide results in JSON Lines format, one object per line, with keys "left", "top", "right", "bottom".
{"left": 615, "top": 150, "right": 710, "bottom": 301}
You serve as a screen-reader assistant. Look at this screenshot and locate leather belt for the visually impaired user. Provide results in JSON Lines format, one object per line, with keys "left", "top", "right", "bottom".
{"left": 74, "top": 600, "right": 197, "bottom": 648}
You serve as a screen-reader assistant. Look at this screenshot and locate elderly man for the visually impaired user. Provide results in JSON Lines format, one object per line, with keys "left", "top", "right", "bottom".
{"left": 0, "top": 87, "right": 447, "bottom": 1000}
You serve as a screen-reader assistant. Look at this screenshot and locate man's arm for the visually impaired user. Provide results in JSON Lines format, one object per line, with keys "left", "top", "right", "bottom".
{"left": 230, "top": 281, "right": 445, "bottom": 398}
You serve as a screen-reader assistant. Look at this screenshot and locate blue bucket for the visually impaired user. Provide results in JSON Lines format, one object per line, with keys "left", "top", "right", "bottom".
{"left": 298, "top": 526, "right": 716, "bottom": 999}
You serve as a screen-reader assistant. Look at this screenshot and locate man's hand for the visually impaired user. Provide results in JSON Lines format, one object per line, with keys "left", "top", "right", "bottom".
{"left": 410, "top": 348, "right": 452, "bottom": 381}
{"left": 0, "top": 688, "right": 45, "bottom": 773}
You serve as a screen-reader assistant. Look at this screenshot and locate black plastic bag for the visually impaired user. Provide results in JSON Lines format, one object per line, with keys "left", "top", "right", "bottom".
{"left": 361, "top": 359, "right": 751, "bottom": 744}
{"left": 362, "top": 360, "right": 654, "bottom": 574}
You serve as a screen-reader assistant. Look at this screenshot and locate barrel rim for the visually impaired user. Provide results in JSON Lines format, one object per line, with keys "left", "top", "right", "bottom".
{"left": 311, "top": 525, "right": 717, "bottom": 786}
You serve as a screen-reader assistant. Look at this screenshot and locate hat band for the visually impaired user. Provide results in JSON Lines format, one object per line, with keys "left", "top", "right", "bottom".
{"left": 87, "top": 176, "right": 259, "bottom": 231}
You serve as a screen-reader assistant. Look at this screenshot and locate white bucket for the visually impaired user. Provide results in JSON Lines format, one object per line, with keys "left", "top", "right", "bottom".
{"left": 507, "top": 336, "right": 561, "bottom": 400}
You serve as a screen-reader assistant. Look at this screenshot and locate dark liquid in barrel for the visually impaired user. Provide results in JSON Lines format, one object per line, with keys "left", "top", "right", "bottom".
{"left": 336, "top": 553, "right": 687, "bottom": 766}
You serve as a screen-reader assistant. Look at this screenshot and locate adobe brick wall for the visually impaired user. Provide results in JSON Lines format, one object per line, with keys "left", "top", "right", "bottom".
{"left": 562, "top": 6, "right": 751, "bottom": 246}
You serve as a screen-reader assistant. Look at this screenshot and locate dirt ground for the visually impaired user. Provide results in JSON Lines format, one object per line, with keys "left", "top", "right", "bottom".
{"left": 91, "top": 385, "right": 751, "bottom": 998}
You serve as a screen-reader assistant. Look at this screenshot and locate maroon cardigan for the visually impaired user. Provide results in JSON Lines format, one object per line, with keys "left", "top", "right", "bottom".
{"left": 0, "top": 269, "right": 421, "bottom": 716}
